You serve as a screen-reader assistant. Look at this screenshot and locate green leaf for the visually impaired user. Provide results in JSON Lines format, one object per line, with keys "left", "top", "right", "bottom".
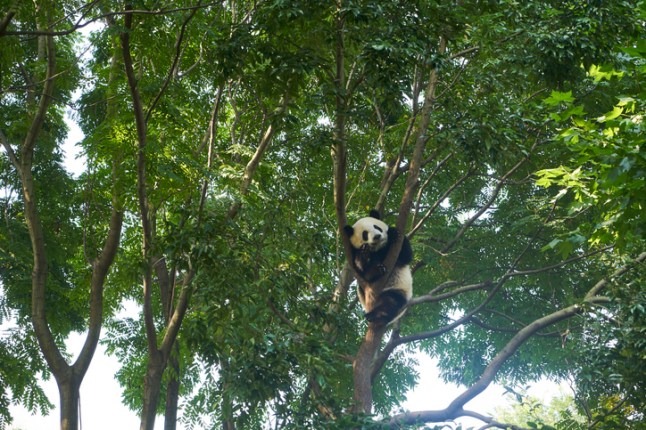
{"left": 596, "top": 106, "right": 623, "bottom": 122}
{"left": 544, "top": 90, "right": 574, "bottom": 106}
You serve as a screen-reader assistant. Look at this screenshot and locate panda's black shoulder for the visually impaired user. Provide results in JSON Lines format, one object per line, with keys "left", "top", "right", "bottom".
{"left": 385, "top": 226, "right": 413, "bottom": 266}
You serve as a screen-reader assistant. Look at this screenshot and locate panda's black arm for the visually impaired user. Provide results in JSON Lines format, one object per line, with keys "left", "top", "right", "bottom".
{"left": 387, "top": 227, "right": 414, "bottom": 266}
{"left": 398, "top": 236, "right": 413, "bottom": 266}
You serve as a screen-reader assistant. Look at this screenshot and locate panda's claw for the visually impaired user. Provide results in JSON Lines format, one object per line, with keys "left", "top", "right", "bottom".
{"left": 377, "top": 264, "right": 387, "bottom": 274}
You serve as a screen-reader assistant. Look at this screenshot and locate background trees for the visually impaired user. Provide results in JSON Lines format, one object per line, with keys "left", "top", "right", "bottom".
{"left": 1, "top": 1, "right": 644, "bottom": 429}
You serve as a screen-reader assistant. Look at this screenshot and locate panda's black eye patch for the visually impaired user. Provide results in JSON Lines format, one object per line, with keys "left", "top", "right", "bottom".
{"left": 362, "top": 231, "right": 369, "bottom": 241}
{"left": 374, "top": 225, "right": 383, "bottom": 232}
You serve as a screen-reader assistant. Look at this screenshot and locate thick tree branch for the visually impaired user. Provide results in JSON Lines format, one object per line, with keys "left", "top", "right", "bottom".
{"left": 370, "top": 37, "right": 448, "bottom": 300}
{"left": 119, "top": 4, "right": 160, "bottom": 367}
{"left": 387, "top": 251, "right": 646, "bottom": 428}
{"left": 0, "top": 9, "right": 15, "bottom": 34}
{"left": 75, "top": 202, "right": 123, "bottom": 376}
{"left": 21, "top": 21, "right": 68, "bottom": 376}
{"left": 352, "top": 36, "right": 448, "bottom": 415}
{"left": 160, "top": 271, "right": 194, "bottom": 356}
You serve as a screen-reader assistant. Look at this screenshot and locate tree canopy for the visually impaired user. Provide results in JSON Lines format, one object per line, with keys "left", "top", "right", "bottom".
{"left": 1, "top": 1, "right": 644, "bottom": 429}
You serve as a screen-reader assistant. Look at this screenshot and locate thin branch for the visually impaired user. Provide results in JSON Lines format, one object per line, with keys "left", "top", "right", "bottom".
{"left": 442, "top": 141, "right": 539, "bottom": 253}
{"left": 120, "top": 3, "right": 156, "bottom": 351}
{"left": 510, "top": 245, "right": 613, "bottom": 277}
{"left": 197, "top": 86, "right": 223, "bottom": 220}
{"left": 411, "top": 151, "right": 454, "bottom": 227}
{"left": 585, "top": 251, "right": 646, "bottom": 299}
{"left": 410, "top": 166, "right": 471, "bottom": 238}
{"left": 1, "top": 2, "right": 221, "bottom": 37}
{"left": 409, "top": 280, "right": 493, "bottom": 306}
{"left": 588, "top": 397, "right": 628, "bottom": 429}
{"left": 227, "top": 98, "right": 288, "bottom": 219}
{"left": 0, "top": 130, "right": 21, "bottom": 173}
{"left": 145, "top": 4, "right": 200, "bottom": 123}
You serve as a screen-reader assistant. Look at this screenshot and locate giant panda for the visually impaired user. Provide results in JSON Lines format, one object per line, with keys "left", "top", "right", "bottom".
{"left": 343, "top": 210, "right": 413, "bottom": 325}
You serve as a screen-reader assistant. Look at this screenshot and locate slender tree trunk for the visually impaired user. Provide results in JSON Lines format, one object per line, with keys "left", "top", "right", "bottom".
{"left": 57, "top": 371, "right": 80, "bottom": 430}
{"left": 0, "top": 7, "right": 123, "bottom": 430}
{"left": 141, "top": 351, "right": 164, "bottom": 430}
{"left": 164, "top": 345, "right": 181, "bottom": 430}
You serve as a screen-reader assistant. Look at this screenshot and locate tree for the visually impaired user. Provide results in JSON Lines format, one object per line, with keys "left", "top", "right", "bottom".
{"left": 2, "top": 1, "right": 644, "bottom": 429}
{"left": 1, "top": 2, "right": 123, "bottom": 429}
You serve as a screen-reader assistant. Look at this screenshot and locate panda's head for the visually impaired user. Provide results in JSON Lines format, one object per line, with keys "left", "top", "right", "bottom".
{"left": 344, "top": 216, "right": 389, "bottom": 251}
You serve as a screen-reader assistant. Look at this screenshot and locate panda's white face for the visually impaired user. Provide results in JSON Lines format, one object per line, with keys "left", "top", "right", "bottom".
{"left": 349, "top": 217, "right": 389, "bottom": 251}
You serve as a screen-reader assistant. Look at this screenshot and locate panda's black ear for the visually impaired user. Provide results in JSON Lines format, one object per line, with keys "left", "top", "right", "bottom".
{"left": 343, "top": 225, "right": 354, "bottom": 238}
{"left": 369, "top": 209, "right": 381, "bottom": 219}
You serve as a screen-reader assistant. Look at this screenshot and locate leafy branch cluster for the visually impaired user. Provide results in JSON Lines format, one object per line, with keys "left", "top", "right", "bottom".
{"left": 1, "top": 1, "right": 644, "bottom": 430}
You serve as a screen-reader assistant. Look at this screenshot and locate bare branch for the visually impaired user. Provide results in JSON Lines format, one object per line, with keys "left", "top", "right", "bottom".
{"left": 509, "top": 245, "right": 613, "bottom": 277}
{"left": 409, "top": 279, "right": 494, "bottom": 305}
{"left": 411, "top": 151, "right": 454, "bottom": 226}
{"left": 410, "top": 166, "right": 471, "bottom": 238}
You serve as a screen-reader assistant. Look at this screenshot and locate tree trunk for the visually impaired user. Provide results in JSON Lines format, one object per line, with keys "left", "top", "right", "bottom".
{"left": 141, "top": 351, "right": 164, "bottom": 430}
{"left": 352, "top": 323, "right": 388, "bottom": 414}
{"left": 57, "top": 371, "right": 80, "bottom": 430}
{"left": 164, "top": 346, "right": 181, "bottom": 430}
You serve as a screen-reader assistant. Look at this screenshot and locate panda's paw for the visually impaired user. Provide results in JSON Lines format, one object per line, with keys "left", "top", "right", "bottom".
{"left": 364, "top": 309, "right": 387, "bottom": 324}
{"left": 377, "top": 264, "right": 387, "bottom": 275}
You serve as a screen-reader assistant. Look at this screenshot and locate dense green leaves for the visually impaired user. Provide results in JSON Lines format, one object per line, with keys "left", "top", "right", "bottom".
{"left": 1, "top": 0, "right": 645, "bottom": 429}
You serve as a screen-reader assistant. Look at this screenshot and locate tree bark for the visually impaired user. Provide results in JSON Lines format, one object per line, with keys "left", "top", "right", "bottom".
{"left": 57, "top": 372, "right": 80, "bottom": 430}
{"left": 164, "top": 347, "right": 181, "bottom": 430}
{"left": 352, "top": 323, "right": 388, "bottom": 413}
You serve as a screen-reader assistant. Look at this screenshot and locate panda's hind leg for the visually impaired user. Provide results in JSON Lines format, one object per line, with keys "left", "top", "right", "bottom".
{"left": 364, "top": 290, "right": 408, "bottom": 325}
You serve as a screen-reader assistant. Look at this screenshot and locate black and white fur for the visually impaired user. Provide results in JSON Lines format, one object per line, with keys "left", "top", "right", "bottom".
{"left": 344, "top": 210, "right": 413, "bottom": 325}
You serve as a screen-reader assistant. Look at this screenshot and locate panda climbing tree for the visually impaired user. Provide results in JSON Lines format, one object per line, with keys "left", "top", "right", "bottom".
{"left": 343, "top": 210, "right": 414, "bottom": 326}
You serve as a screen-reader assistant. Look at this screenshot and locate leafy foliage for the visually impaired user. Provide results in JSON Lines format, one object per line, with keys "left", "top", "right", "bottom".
{"left": 1, "top": 0, "right": 644, "bottom": 429}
